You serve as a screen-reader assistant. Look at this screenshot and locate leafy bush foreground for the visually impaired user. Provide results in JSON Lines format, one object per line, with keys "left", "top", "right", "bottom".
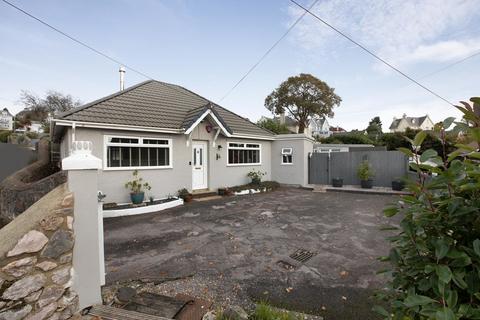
{"left": 376, "top": 98, "right": 480, "bottom": 319}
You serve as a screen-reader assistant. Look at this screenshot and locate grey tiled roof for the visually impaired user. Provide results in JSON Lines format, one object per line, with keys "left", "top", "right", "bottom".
{"left": 389, "top": 116, "right": 428, "bottom": 130}
{"left": 58, "top": 80, "right": 273, "bottom": 137}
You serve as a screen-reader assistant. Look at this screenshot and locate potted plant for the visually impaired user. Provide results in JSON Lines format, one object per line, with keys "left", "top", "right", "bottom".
{"left": 124, "top": 170, "right": 151, "bottom": 204}
{"left": 247, "top": 170, "right": 266, "bottom": 185}
{"left": 332, "top": 177, "right": 343, "bottom": 187}
{"left": 218, "top": 187, "right": 233, "bottom": 196}
{"left": 391, "top": 178, "right": 405, "bottom": 191}
{"left": 178, "top": 188, "right": 193, "bottom": 202}
{"left": 357, "top": 160, "right": 375, "bottom": 189}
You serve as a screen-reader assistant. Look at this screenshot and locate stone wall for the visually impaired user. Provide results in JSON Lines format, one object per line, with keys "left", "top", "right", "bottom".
{"left": 0, "top": 139, "right": 66, "bottom": 227}
{"left": 0, "top": 184, "right": 78, "bottom": 320}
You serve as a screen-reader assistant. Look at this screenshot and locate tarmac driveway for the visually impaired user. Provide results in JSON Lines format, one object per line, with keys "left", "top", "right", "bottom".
{"left": 104, "top": 188, "right": 399, "bottom": 320}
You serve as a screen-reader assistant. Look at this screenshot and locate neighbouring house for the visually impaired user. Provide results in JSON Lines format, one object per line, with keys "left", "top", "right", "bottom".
{"left": 389, "top": 114, "right": 434, "bottom": 132}
{"left": 0, "top": 108, "right": 13, "bottom": 131}
{"left": 330, "top": 126, "right": 347, "bottom": 134}
{"left": 264, "top": 114, "right": 331, "bottom": 138}
{"left": 52, "top": 80, "right": 314, "bottom": 203}
{"left": 15, "top": 121, "right": 44, "bottom": 134}
{"left": 28, "top": 121, "right": 44, "bottom": 133}
{"left": 309, "top": 118, "right": 331, "bottom": 138}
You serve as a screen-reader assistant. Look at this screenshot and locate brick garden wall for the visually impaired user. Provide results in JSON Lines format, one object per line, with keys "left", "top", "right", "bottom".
{"left": 0, "top": 184, "right": 79, "bottom": 320}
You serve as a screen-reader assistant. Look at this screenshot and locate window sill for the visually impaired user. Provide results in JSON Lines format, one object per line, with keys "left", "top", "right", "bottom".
{"left": 281, "top": 163, "right": 294, "bottom": 165}
{"left": 226, "top": 163, "right": 262, "bottom": 167}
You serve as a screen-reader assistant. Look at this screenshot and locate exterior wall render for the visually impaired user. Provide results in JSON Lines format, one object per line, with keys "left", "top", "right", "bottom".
{"left": 59, "top": 121, "right": 272, "bottom": 203}
{"left": 271, "top": 135, "right": 314, "bottom": 186}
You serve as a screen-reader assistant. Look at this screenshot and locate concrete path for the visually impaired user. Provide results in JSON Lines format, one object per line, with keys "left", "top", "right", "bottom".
{"left": 104, "top": 188, "right": 399, "bottom": 320}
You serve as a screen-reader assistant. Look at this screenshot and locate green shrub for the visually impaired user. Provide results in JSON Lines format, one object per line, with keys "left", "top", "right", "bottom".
{"left": 0, "top": 130, "right": 11, "bottom": 143}
{"left": 247, "top": 170, "right": 266, "bottom": 185}
{"left": 26, "top": 131, "right": 39, "bottom": 139}
{"left": 376, "top": 98, "right": 480, "bottom": 319}
{"left": 357, "top": 160, "right": 375, "bottom": 180}
{"left": 320, "top": 132, "right": 374, "bottom": 145}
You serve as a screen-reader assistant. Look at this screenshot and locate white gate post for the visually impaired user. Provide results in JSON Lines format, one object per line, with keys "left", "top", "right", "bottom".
{"left": 62, "top": 141, "right": 103, "bottom": 309}
{"left": 98, "top": 200, "right": 105, "bottom": 286}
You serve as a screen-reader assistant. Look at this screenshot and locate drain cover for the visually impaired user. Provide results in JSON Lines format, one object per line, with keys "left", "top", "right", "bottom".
{"left": 289, "top": 249, "right": 316, "bottom": 263}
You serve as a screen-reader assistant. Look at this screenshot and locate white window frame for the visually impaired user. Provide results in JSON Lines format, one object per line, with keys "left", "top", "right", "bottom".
{"left": 227, "top": 141, "right": 262, "bottom": 166}
{"left": 103, "top": 135, "right": 173, "bottom": 171}
{"left": 281, "top": 147, "right": 293, "bottom": 165}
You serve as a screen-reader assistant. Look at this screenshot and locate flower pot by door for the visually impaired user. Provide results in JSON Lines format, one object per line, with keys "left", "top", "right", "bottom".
{"left": 360, "top": 180, "right": 373, "bottom": 189}
{"left": 130, "top": 192, "right": 145, "bottom": 204}
{"left": 332, "top": 178, "right": 343, "bottom": 187}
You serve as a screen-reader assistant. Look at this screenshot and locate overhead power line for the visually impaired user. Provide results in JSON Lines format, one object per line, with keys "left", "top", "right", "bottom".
{"left": 418, "top": 49, "right": 480, "bottom": 80}
{"left": 289, "top": 0, "right": 455, "bottom": 106}
{"left": 1, "top": 0, "right": 154, "bottom": 80}
{"left": 219, "top": 0, "right": 320, "bottom": 102}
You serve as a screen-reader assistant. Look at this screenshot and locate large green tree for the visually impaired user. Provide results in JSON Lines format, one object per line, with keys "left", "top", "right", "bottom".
{"left": 366, "top": 116, "right": 382, "bottom": 135}
{"left": 257, "top": 118, "right": 291, "bottom": 134}
{"left": 264, "top": 74, "right": 341, "bottom": 133}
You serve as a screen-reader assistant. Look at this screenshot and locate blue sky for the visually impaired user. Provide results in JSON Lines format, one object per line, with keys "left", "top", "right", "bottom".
{"left": 1, "top": 0, "right": 479, "bottom": 130}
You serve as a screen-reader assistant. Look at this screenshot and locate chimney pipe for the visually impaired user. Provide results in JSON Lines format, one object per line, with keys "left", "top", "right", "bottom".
{"left": 119, "top": 66, "right": 126, "bottom": 91}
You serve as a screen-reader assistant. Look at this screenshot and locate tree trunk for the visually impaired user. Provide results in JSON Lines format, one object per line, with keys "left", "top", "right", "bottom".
{"left": 298, "top": 122, "right": 305, "bottom": 133}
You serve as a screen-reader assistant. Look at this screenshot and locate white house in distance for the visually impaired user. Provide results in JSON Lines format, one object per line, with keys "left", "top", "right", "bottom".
{"left": 52, "top": 80, "right": 315, "bottom": 203}
{"left": 261, "top": 114, "right": 332, "bottom": 138}
{"left": 389, "top": 114, "right": 434, "bottom": 132}
{"left": 0, "top": 108, "right": 14, "bottom": 131}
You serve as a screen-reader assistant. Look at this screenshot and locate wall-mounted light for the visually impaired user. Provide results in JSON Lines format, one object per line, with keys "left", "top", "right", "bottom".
{"left": 216, "top": 154, "right": 221, "bottom": 160}
{"left": 217, "top": 145, "right": 222, "bottom": 150}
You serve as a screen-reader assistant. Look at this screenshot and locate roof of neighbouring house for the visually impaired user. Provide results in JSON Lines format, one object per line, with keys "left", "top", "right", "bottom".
{"left": 56, "top": 80, "right": 273, "bottom": 137}
{"left": 329, "top": 126, "right": 346, "bottom": 132}
{"left": 310, "top": 117, "right": 328, "bottom": 128}
{"left": 389, "top": 115, "right": 430, "bottom": 130}
{"left": 2, "top": 108, "right": 13, "bottom": 117}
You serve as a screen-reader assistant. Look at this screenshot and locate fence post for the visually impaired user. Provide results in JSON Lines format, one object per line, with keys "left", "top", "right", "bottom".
{"left": 62, "top": 141, "right": 103, "bottom": 309}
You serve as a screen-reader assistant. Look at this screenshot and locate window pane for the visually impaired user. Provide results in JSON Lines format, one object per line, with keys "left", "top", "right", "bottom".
{"left": 228, "top": 149, "right": 233, "bottom": 164}
{"left": 144, "top": 139, "right": 168, "bottom": 145}
{"left": 110, "top": 137, "right": 138, "bottom": 144}
{"left": 108, "top": 147, "right": 120, "bottom": 167}
{"left": 150, "top": 148, "right": 158, "bottom": 166}
{"left": 159, "top": 148, "right": 169, "bottom": 166}
{"left": 140, "top": 148, "right": 149, "bottom": 166}
{"left": 121, "top": 147, "right": 131, "bottom": 167}
{"left": 131, "top": 147, "right": 139, "bottom": 166}
{"left": 246, "top": 144, "right": 259, "bottom": 149}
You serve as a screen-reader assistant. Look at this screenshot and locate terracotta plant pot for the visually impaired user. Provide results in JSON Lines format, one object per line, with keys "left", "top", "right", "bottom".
{"left": 360, "top": 179, "right": 373, "bottom": 189}
{"left": 332, "top": 178, "right": 343, "bottom": 188}
{"left": 130, "top": 192, "right": 145, "bottom": 204}
{"left": 182, "top": 194, "right": 193, "bottom": 202}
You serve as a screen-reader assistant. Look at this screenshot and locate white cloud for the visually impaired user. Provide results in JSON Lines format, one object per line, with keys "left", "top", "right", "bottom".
{"left": 399, "top": 39, "right": 480, "bottom": 64}
{"left": 288, "top": 0, "right": 480, "bottom": 68}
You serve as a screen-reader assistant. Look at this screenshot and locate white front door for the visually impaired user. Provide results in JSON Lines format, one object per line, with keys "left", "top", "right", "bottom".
{"left": 192, "top": 141, "right": 208, "bottom": 190}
